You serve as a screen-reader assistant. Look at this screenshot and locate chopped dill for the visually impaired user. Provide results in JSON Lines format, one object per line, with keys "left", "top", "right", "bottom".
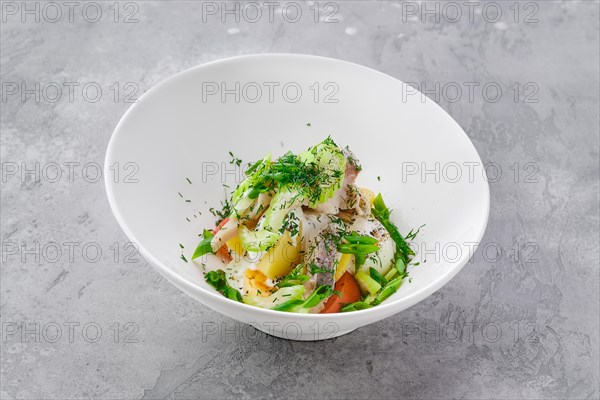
{"left": 309, "top": 263, "right": 333, "bottom": 275}
{"left": 344, "top": 146, "right": 362, "bottom": 171}
{"left": 209, "top": 198, "right": 232, "bottom": 225}
{"left": 228, "top": 151, "right": 243, "bottom": 166}
{"left": 405, "top": 224, "right": 425, "bottom": 241}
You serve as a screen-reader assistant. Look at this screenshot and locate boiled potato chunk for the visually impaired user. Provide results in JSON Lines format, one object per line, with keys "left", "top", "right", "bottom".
{"left": 335, "top": 253, "right": 353, "bottom": 281}
{"left": 226, "top": 235, "right": 244, "bottom": 255}
{"left": 360, "top": 187, "right": 376, "bottom": 205}
{"left": 256, "top": 231, "right": 301, "bottom": 280}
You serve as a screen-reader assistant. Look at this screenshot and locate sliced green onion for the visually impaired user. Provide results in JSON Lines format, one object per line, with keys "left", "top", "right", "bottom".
{"left": 341, "top": 301, "right": 372, "bottom": 312}
{"left": 272, "top": 299, "right": 304, "bottom": 311}
{"left": 355, "top": 270, "right": 381, "bottom": 294}
{"left": 369, "top": 267, "right": 387, "bottom": 287}
{"left": 343, "top": 232, "right": 378, "bottom": 245}
{"left": 371, "top": 194, "right": 414, "bottom": 264}
{"left": 354, "top": 253, "right": 366, "bottom": 272}
{"left": 245, "top": 159, "right": 263, "bottom": 175}
{"left": 395, "top": 257, "right": 407, "bottom": 275}
{"left": 276, "top": 274, "right": 310, "bottom": 288}
{"left": 338, "top": 243, "right": 380, "bottom": 254}
{"left": 384, "top": 267, "right": 398, "bottom": 281}
{"left": 362, "top": 293, "right": 377, "bottom": 304}
{"left": 302, "top": 285, "right": 333, "bottom": 308}
{"left": 337, "top": 236, "right": 380, "bottom": 273}
{"left": 372, "top": 276, "right": 404, "bottom": 306}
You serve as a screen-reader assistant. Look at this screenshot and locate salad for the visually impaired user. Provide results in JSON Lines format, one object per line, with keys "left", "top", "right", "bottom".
{"left": 191, "top": 137, "right": 420, "bottom": 313}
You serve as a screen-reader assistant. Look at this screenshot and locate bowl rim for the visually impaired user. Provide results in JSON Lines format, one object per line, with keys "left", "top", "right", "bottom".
{"left": 104, "top": 53, "right": 490, "bottom": 319}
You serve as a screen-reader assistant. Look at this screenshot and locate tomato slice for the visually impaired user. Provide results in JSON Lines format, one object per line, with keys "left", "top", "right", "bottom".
{"left": 320, "top": 272, "right": 361, "bottom": 313}
{"left": 213, "top": 218, "right": 232, "bottom": 263}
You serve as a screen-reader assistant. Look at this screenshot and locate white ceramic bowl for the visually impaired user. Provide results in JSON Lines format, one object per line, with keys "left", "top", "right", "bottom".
{"left": 105, "top": 54, "right": 489, "bottom": 341}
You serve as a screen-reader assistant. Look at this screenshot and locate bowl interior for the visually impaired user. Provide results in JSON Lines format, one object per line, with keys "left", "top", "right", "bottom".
{"left": 105, "top": 54, "right": 489, "bottom": 317}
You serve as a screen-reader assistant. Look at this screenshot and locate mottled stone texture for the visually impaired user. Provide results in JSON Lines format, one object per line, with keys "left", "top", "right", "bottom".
{"left": 1, "top": 1, "right": 598, "bottom": 399}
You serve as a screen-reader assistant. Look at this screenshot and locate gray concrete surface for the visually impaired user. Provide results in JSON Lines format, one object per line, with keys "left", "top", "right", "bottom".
{"left": 1, "top": 1, "right": 599, "bottom": 399}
